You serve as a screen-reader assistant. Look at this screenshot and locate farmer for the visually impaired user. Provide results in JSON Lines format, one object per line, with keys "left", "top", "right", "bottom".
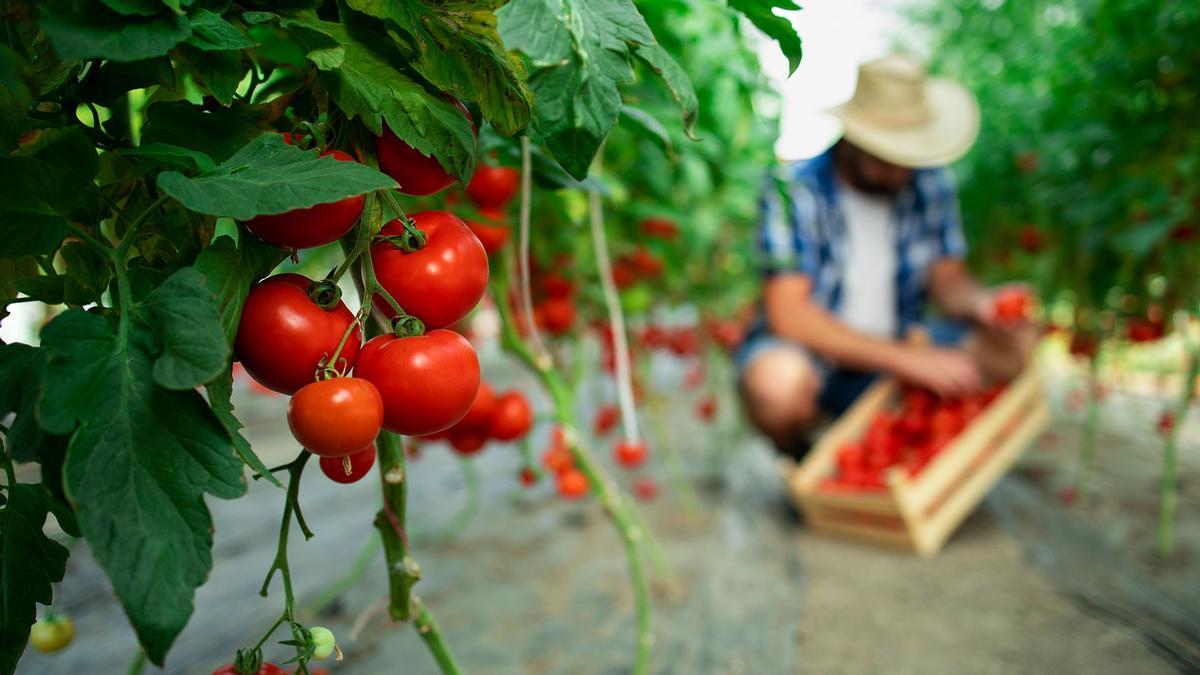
{"left": 738, "top": 54, "right": 1035, "bottom": 458}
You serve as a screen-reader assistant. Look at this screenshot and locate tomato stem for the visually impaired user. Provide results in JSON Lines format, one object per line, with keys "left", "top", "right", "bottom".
{"left": 374, "top": 431, "right": 416, "bottom": 620}
{"left": 516, "top": 136, "right": 551, "bottom": 366}
{"left": 412, "top": 596, "right": 463, "bottom": 675}
{"left": 257, "top": 451, "right": 315, "bottom": 671}
{"left": 1158, "top": 321, "right": 1198, "bottom": 557}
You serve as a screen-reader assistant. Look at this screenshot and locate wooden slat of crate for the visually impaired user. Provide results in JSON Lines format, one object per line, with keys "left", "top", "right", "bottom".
{"left": 791, "top": 377, "right": 897, "bottom": 494}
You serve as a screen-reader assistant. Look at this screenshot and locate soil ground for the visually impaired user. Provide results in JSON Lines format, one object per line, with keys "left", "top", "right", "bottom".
{"left": 15, "top": 351, "right": 1197, "bottom": 675}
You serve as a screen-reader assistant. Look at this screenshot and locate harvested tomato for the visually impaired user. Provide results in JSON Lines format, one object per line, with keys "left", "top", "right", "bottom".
{"left": 992, "top": 287, "right": 1032, "bottom": 323}
{"left": 466, "top": 207, "right": 511, "bottom": 255}
{"left": 235, "top": 274, "right": 361, "bottom": 394}
{"left": 537, "top": 297, "right": 575, "bottom": 335}
{"left": 29, "top": 615, "right": 74, "bottom": 652}
{"left": 556, "top": 469, "right": 589, "bottom": 499}
{"left": 593, "top": 404, "right": 620, "bottom": 437}
{"left": 457, "top": 382, "right": 498, "bottom": 431}
{"left": 354, "top": 330, "right": 481, "bottom": 436}
{"left": 319, "top": 445, "right": 376, "bottom": 484}
{"left": 243, "top": 134, "right": 364, "bottom": 249}
{"left": 488, "top": 390, "right": 533, "bottom": 441}
{"left": 466, "top": 163, "right": 519, "bottom": 209}
{"left": 633, "top": 476, "right": 659, "bottom": 502}
{"left": 376, "top": 100, "right": 473, "bottom": 196}
{"left": 288, "top": 378, "right": 383, "bottom": 458}
{"left": 371, "top": 211, "right": 489, "bottom": 329}
{"left": 614, "top": 440, "right": 647, "bottom": 469}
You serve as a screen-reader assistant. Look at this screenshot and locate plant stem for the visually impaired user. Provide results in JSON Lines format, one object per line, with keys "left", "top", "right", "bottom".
{"left": 412, "top": 596, "right": 463, "bottom": 675}
{"left": 647, "top": 395, "right": 702, "bottom": 517}
{"left": 1158, "top": 331, "right": 1199, "bottom": 557}
{"left": 124, "top": 648, "right": 147, "bottom": 675}
{"left": 257, "top": 452, "right": 315, "bottom": 671}
{"left": 66, "top": 224, "right": 115, "bottom": 255}
{"left": 517, "top": 136, "right": 550, "bottom": 365}
{"left": 374, "top": 431, "right": 417, "bottom": 621}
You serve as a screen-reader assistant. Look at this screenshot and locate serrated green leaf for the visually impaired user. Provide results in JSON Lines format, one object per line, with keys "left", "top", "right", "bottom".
{"left": 77, "top": 56, "right": 176, "bottom": 104}
{"left": 181, "top": 44, "right": 244, "bottom": 105}
{"left": 498, "top": 0, "right": 654, "bottom": 179}
{"left": 15, "top": 126, "right": 99, "bottom": 186}
{"left": 37, "top": 309, "right": 245, "bottom": 665}
{"left": 345, "top": 0, "right": 531, "bottom": 136}
{"left": 194, "top": 236, "right": 267, "bottom": 345}
{"left": 39, "top": 0, "right": 192, "bottom": 63}
{"left": 187, "top": 10, "right": 257, "bottom": 51}
{"left": 141, "top": 100, "right": 261, "bottom": 162}
{"left": 61, "top": 241, "right": 112, "bottom": 306}
{"left": 634, "top": 42, "right": 699, "bottom": 140}
{"left": 727, "top": 0, "right": 802, "bottom": 75}
{"left": 139, "top": 267, "right": 229, "bottom": 389}
{"left": 118, "top": 142, "right": 218, "bottom": 174}
{"left": 157, "top": 132, "right": 396, "bottom": 220}
{"left": 100, "top": 0, "right": 166, "bottom": 17}
{"left": 14, "top": 275, "right": 66, "bottom": 306}
{"left": 0, "top": 156, "right": 90, "bottom": 258}
{"left": 283, "top": 18, "right": 476, "bottom": 181}
{"left": 620, "top": 104, "right": 673, "bottom": 155}
{"left": 0, "top": 481, "right": 70, "bottom": 675}
{"left": 206, "top": 366, "right": 281, "bottom": 488}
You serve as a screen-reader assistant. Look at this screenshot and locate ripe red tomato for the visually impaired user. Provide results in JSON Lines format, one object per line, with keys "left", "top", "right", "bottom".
{"left": 376, "top": 100, "right": 474, "bottom": 196}
{"left": 612, "top": 261, "right": 637, "bottom": 289}
{"left": 633, "top": 476, "right": 659, "bottom": 502}
{"left": 353, "top": 330, "right": 481, "bottom": 436}
{"left": 488, "top": 390, "right": 533, "bottom": 441}
{"left": 519, "top": 467, "right": 538, "bottom": 486}
{"left": 537, "top": 297, "right": 575, "bottom": 335}
{"left": 319, "top": 445, "right": 376, "bottom": 484}
{"left": 1017, "top": 225, "right": 1042, "bottom": 253}
{"left": 537, "top": 272, "right": 575, "bottom": 299}
{"left": 466, "top": 207, "right": 511, "bottom": 255}
{"left": 449, "top": 427, "right": 488, "bottom": 456}
{"left": 243, "top": 134, "right": 364, "bottom": 249}
{"left": 992, "top": 287, "right": 1032, "bottom": 323}
{"left": 288, "top": 378, "right": 383, "bottom": 458}
{"left": 1158, "top": 410, "right": 1176, "bottom": 436}
{"left": 613, "top": 440, "right": 647, "bottom": 469}
{"left": 629, "top": 248, "right": 663, "bottom": 278}
{"left": 542, "top": 445, "right": 574, "bottom": 475}
{"left": 371, "top": 211, "right": 489, "bottom": 329}
{"left": 212, "top": 664, "right": 288, "bottom": 675}
{"left": 593, "top": 404, "right": 619, "bottom": 437}
{"left": 457, "top": 382, "right": 498, "bottom": 430}
{"left": 1127, "top": 317, "right": 1166, "bottom": 343}
{"left": 465, "top": 163, "right": 519, "bottom": 209}
{"left": 556, "top": 469, "right": 588, "bottom": 499}
{"left": 696, "top": 395, "right": 717, "bottom": 422}
{"left": 639, "top": 216, "right": 679, "bottom": 240}
{"left": 235, "top": 274, "right": 361, "bottom": 394}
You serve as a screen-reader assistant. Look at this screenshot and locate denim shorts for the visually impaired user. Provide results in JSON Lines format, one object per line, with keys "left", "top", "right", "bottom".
{"left": 734, "top": 319, "right": 969, "bottom": 417}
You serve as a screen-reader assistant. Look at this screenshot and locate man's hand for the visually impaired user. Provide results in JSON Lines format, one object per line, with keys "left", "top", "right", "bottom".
{"left": 891, "top": 345, "right": 983, "bottom": 398}
{"left": 973, "top": 282, "right": 1035, "bottom": 331}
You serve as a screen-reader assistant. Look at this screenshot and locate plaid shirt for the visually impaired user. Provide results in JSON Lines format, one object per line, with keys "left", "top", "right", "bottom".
{"left": 757, "top": 145, "right": 967, "bottom": 336}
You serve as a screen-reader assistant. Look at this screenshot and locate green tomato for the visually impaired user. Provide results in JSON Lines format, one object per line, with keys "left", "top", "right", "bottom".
{"left": 29, "top": 616, "right": 75, "bottom": 653}
{"left": 309, "top": 626, "right": 336, "bottom": 660}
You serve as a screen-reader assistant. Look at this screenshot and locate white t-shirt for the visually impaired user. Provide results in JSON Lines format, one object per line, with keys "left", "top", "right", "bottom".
{"left": 836, "top": 179, "right": 898, "bottom": 339}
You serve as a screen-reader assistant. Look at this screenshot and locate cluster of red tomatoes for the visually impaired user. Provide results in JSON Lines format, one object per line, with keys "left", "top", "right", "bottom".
{"left": 822, "top": 385, "right": 1005, "bottom": 491}
{"left": 418, "top": 382, "right": 533, "bottom": 455}
{"left": 233, "top": 111, "right": 517, "bottom": 484}
{"left": 539, "top": 428, "right": 590, "bottom": 499}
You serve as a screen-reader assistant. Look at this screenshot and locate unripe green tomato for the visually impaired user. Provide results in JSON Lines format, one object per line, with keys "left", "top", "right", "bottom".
{"left": 29, "top": 616, "right": 75, "bottom": 653}
{"left": 310, "top": 626, "right": 336, "bottom": 660}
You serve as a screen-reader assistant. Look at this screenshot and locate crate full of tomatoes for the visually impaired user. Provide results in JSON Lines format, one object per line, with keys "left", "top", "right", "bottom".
{"left": 786, "top": 360, "right": 1049, "bottom": 557}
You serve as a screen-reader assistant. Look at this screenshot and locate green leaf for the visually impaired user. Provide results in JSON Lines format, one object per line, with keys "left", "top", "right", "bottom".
{"left": 344, "top": 0, "right": 532, "bottom": 136}
{"left": 634, "top": 43, "right": 699, "bottom": 140}
{"left": 14, "top": 275, "right": 66, "bottom": 306}
{"left": 141, "top": 100, "right": 262, "bottom": 162}
{"left": 193, "top": 236, "right": 263, "bottom": 345}
{"left": 498, "top": 0, "right": 655, "bottom": 179}
{"left": 77, "top": 56, "right": 176, "bottom": 104}
{"left": 0, "top": 257, "right": 38, "bottom": 305}
{"left": 620, "top": 104, "right": 673, "bottom": 155}
{"left": 39, "top": 0, "right": 193, "bottom": 63}
{"left": 727, "top": 0, "right": 802, "bottom": 75}
{"left": 118, "top": 142, "right": 218, "bottom": 174}
{"left": 283, "top": 18, "right": 476, "bottom": 181}
{"left": 157, "top": 132, "right": 396, "bottom": 220}
{"left": 186, "top": 10, "right": 258, "bottom": 51}
{"left": 139, "top": 267, "right": 230, "bottom": 389}
{"left": 0, "top": 156, "right": 90, "bottom": 258}
{"left": 100, "top": 0, "right": 166, "bottom": 17}
{"left": 15, "top": 126, "right": 99, "bottom": 185}
{"left": 61, "top": 241, "right": 112, "bottom": 306}
{"left": 206, "top": 366, "right": 281, "bottom": 488}
{"left": 0, "top": 343, "right": 50, "bottom": 463}
{"left": 0, "top": 481, "right": 70, "bottom": 675}
{"left": 181, "top": 44, "right": 244, "bottom": 105}
{"left": 38, "top": 309, "right": 246, "bottom": 665}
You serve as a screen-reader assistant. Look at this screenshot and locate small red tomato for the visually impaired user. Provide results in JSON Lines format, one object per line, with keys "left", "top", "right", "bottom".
{"left": 212, "top": 664, "right": 288, "bottom": 675}
{"left": 1158, "top": 410, "right": 1176, "bottom": 437}
{"left": 556, "top": 469, "right": 589, "bottom": 500}
{"left": 639, "top": 216, "right": 679, "bottom": 240}
{"left": 537, "top": 272, "right": 575, "bottom": 299}
{"left": 235, "top": 274, "right": 361, "bottom": 394}
{"left": 288, "top": 377, "right": 384, "bottom": 458}
{"left": 449, "top": 427, "right": 488, "bottom": 456}
{"left": 629, "top": 247, "right": 663, "bottom": 278}
{"left": 354, "top": 330, "right": 481, "bottom": 436}
{"left": 466, "top": 207, "right": 511, "bottom": 255}
{"left": 465, "top": 163, "right": 520, "bottom": 209}
{"left": 542, "top": 445, "right": 574, "bottom": 475}
{"left": 613, "top": 440, "right": 647, "bottom": 469}
{"left": 457, "top": 382, "right": 498, "bottom": 431}
{"left": 243, "top": 134, "right": 365, "bottom": 249}
{"left": 993, "top": 287, "right": 1032, "bottom": 324}
{"left": 538, "top": 297, "right": 576, "bottom": 335}
{"left": 1017, "top": 225, "right": 1042, "bottom": 253}
{"left": 696, "top": 395, "right": 717, "bottom": 422}
{"left": 519, "top": 466, "right": 538, "bottom": 487}
{"left": 633, "top": 476, "right": 659, "bottom": 502}
{"left": 371, "top": 211, "right": 490, "bottom": 329}
{"left": 319, "top": 445, "right": 376, "bottom": 484}
{"left": 836, "top": 442, "right": 865, "bottom": 476}
{"left": 612, "top": 261, "right": 637, "bottom": 289}
{"left": 488, "top": 390, "right": 534, "bottom": 441}
{"left": 593, "top": 404, "right": 620, "bottom": 437}
{"left": 376, "top": 100, "right": 474, "bottom": 196}
{"left": 1127, "top": 318, "right": 1166, "bottom": 343}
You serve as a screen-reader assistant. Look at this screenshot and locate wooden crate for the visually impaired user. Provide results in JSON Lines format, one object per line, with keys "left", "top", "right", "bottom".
{"left": 785, "top": 362, "right": 1050, "bottom": 557}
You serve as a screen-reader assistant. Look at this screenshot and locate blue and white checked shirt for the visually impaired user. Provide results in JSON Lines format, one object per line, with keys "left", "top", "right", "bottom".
{"left": 757, "top": 145, "right": 967, "bottom": 336}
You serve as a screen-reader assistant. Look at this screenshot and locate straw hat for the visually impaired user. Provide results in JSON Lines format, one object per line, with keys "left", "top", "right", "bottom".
{"left": 829, "top": 54, "right": 980, "bottom": 168}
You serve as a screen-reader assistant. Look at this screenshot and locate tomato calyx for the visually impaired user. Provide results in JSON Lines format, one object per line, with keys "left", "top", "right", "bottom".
{"left": 376, "top": 216, "right": 428, "bottom": 252}
{"left": 232, "top": 647, "right": 265, "bottom": 675}
{"left": 389, "top": 312, "right": 426, "bottom": 338}
{"left": 306, "top": 278, "right": 344, "bottom": 311}
{"left": 288, "top": 121, "right": 333, "bottom": 153}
